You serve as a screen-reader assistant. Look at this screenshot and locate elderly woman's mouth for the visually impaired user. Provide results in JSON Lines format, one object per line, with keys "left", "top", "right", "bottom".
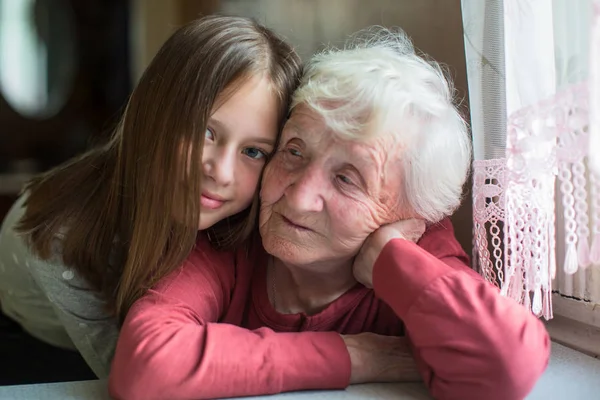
{"left": 279, "top": 214, "right": 313, "bottom": 232}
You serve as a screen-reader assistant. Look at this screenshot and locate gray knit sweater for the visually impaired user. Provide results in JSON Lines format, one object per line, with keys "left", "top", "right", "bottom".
{"left": 0, "top": 195, "right": 118, "bottom": 378}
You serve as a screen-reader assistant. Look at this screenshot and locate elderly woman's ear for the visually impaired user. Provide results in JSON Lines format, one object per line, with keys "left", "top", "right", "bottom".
{"left": 352, "top": 219, "right": 426, "bottom": 288}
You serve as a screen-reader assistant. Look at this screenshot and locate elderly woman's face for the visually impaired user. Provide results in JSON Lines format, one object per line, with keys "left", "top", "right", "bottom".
{"left": 259, "top": 104, "right": 406, "bottom": 266}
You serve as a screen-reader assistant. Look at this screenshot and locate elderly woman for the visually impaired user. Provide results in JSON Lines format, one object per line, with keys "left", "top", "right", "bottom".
{"left": 109, "top": 29, "right": 550, "bottom": 400}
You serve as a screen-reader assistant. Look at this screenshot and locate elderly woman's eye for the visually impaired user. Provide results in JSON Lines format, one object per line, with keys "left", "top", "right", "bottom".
{"left": 287, "top": 148, "right": 302, "bottom": 157}
{"left": 337, "top": 175, "right": 353, "bottom": 185}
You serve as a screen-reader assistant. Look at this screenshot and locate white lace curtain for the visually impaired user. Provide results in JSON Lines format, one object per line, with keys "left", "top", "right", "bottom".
{"left": 462, "top": 0, "right": 600, "bottom": 319}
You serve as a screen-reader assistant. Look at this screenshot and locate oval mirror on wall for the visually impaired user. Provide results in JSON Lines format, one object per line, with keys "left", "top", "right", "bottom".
{"left": 0, "top": 0, "right": 77, "bottom": 119}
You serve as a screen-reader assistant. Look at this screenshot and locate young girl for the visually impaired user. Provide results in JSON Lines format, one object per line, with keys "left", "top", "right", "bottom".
{"left": 0, "top": 15, "right": 302, "bottom": 380}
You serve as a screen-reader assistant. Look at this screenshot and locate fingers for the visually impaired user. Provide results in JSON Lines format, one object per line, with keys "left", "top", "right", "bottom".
{"left": 400, "top": 218, "right": 426, "bottom": 232}
{"left": 387, "top": 218, "right": 426, "bottom": 243}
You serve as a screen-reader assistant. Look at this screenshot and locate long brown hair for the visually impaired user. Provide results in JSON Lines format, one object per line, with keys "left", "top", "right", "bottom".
{"left": 16, "top": 15, "right": 302, "bottom": 321}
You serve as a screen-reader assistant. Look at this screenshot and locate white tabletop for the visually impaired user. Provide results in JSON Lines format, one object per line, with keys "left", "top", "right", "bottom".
{"left": 0, "top": 381, "right": 429, "bottom": 400}
{"left": 0, "top": 342, "right": 598, "bottom": 399}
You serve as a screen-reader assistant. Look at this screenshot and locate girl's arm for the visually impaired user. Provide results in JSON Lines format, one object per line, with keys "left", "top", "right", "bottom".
{"left": 108, "top": 242, "right": 350, "bottom": 400}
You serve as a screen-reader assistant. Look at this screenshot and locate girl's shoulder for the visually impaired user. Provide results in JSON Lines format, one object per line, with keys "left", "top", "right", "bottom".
{"left": 192, "top": 232, "right": 238, "bottom": 267}
{"left": 151, "top": 232, "right": 239, "bottom": 294}
{"left": 191, "top": 232, "right": 265, "bottom": 269}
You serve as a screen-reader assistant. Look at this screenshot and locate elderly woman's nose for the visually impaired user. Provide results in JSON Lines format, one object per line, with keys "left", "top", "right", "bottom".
{"left": 284, "top": 167, "right": 325, "bottom": 212}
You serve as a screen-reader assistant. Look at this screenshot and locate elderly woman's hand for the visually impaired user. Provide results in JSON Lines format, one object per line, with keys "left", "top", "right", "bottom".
{"left": 353, "top": 219, "right": 426, "bottom": 288}
{"left": 342, "top": 332, "right": 421, "bottom": 384}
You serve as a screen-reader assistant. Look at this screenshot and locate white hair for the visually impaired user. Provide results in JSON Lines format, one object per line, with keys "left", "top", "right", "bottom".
{"left": 292, "top": 27, "right": 472, "bottom": 223}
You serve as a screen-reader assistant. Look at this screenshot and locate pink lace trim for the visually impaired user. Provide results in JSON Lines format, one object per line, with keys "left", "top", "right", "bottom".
{"left": 473, "top": 158, "right": 506, "bottom": 288}
{"left": 473, "top": 83, "right": 600, "bottom": 319}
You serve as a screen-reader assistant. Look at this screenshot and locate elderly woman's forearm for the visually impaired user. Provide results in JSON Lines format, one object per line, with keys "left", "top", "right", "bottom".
{"left": 372, "top": 238, "right": 550, "bottom": 400}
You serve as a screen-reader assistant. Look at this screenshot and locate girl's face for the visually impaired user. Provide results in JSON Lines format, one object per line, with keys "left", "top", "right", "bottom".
{"left": 198, "top": 76, "right": 279, "bottom": 230}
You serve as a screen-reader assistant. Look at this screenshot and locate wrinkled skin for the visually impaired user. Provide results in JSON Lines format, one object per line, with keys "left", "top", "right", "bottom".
{"left": 260, "top": 104, "right": 408, "bottom": 269}
{"left": 259, "top": 104, "right": 420, "bottom": 313}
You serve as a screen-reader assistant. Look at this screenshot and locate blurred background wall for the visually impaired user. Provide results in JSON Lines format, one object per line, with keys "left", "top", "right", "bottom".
{"left": 0, "top": 0, "right": 472, "bottom": 252}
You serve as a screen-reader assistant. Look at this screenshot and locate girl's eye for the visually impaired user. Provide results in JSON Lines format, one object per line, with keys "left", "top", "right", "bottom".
{"left": 243, "top": 147, "right": 267, "bottom": 160}
{"left": 205, "top": 129, "right": 214, "bottom": 141}
{"left": 337, "top": 175, "right": 353, "bottom": 185}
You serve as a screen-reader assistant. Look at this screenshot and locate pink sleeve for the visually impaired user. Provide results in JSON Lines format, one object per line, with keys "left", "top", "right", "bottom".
{"left": 372, "top": 219, "right": 550, "bottom": 400}
{"left": 108, "top": 244, "right": 350, "bottom": 400}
